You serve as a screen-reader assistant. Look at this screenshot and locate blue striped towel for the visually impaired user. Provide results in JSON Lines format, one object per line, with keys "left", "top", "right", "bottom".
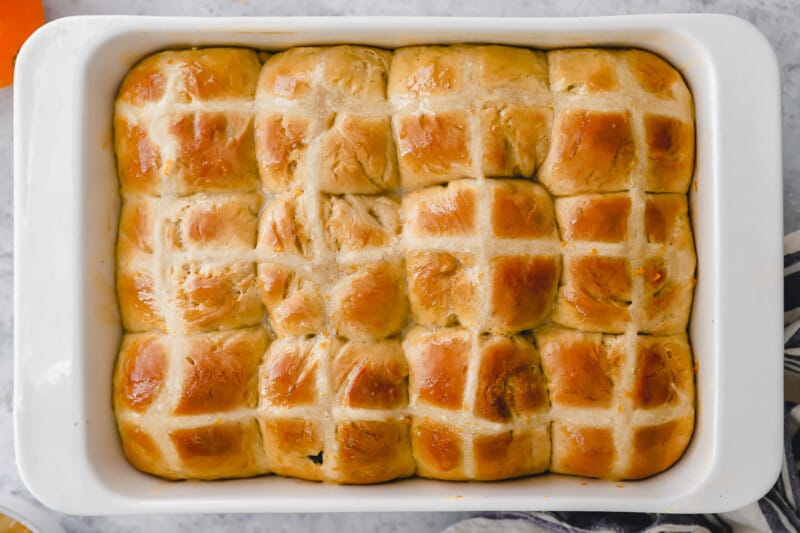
{"left": 445, "top": 231, "right": 800, "bottom": 533}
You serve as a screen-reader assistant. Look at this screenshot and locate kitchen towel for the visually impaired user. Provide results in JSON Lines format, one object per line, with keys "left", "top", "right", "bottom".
{"left": 444, "top": 230, "right": 800, "bottom": 533}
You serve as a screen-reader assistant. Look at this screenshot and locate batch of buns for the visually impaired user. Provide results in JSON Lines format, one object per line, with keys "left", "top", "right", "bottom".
{"left": 113, "top": 44, "right": 696, "bottom": 484}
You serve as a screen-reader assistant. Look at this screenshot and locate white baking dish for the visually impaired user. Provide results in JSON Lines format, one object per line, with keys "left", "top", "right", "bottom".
{"left": 13, "top": 15, "right": 783, "bottom": 515}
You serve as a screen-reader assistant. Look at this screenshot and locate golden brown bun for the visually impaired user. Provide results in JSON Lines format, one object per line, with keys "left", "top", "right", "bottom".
{"left": 490, "top": 180, "right": 558, "bottom": 239}
{"left": 405, "top": 327, "right": 550, "bottom": 480}
{"left": 389, "top": 45, "right": 551, "bottom": 189}
{"left": 113, "top": 328, "right": 270, "bottom": 480}
{"left": 257, "top": 263, "right": 325, "bottom": 337}
{"left": 258, "top": 337, "right": 415, "bottom": 483}
{"left": 330, "top": 260, "right": 409, "bottom": 341}
{"left": 552, "top": 255, "right": 634, "bottom": 334}
{"left": 255, "top": 46, "right": 397, "bottom": 194}
{"left": 556, "top": 194, "right": 632, "bottom": 243}
{"left": 541, "top": 49, "right": 694, "bottom": 195}
{"left": 406, "top": 251, "right": 479, "bottom": 328}
{"left": 538, "top": 327, "right": 694, "bottom": 480}
{"left": 163, "top": 194, "right": 262, "bottom": 253}
{"left": 322, "top": 194, "right": 400, "bottom": 252}
{"left": 402, "top": 178, "right": 560, "bottom": 334}
{"left": 402, "top": 179, "right": 478, "bottom": 238}
{"left": 115, "top": 48, "right": 261, "bottom": 196}
{"left": 114, "top": 45, "right": 697, "bottom": 484}
{"left": 117, "top": 198, "right": 263, "bottom": 336}
{"left": 488, "top": 255, "right": 559, "bottom": 333}
{"left": 552, "top": 193, "right": 695, "bottom": 335}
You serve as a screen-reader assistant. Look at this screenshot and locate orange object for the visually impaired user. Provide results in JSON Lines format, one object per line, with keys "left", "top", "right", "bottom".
{"left": 0, "top": 0, "right": 45, "bottom": 88}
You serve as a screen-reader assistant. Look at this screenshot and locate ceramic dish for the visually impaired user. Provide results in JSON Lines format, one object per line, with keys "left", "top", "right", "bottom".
{"left": 13, "top": 14, "right": 783, "bottom": 515}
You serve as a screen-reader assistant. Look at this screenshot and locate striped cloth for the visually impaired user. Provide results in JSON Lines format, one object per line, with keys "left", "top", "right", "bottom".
{"left": 445, "top": 231, "right": 800, "bottom": 533}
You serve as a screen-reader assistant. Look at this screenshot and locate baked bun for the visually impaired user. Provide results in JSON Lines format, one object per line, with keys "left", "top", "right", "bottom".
{"left": 114, "top": 45, "right": 696, "bottom": 483}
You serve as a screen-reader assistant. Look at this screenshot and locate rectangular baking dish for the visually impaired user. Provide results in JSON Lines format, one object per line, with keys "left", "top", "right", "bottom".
{"left": 13, "top": 15, "right": 783, "bottom": 515}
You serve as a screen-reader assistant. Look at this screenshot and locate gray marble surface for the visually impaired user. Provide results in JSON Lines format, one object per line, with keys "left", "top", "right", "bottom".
{"left": 0, "top": 0, "right": 797, "bottom": 531}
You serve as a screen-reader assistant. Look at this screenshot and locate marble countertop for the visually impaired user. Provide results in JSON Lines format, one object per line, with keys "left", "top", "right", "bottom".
{"left": 1, "top": 0, "right": 797, "bottom": 531}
